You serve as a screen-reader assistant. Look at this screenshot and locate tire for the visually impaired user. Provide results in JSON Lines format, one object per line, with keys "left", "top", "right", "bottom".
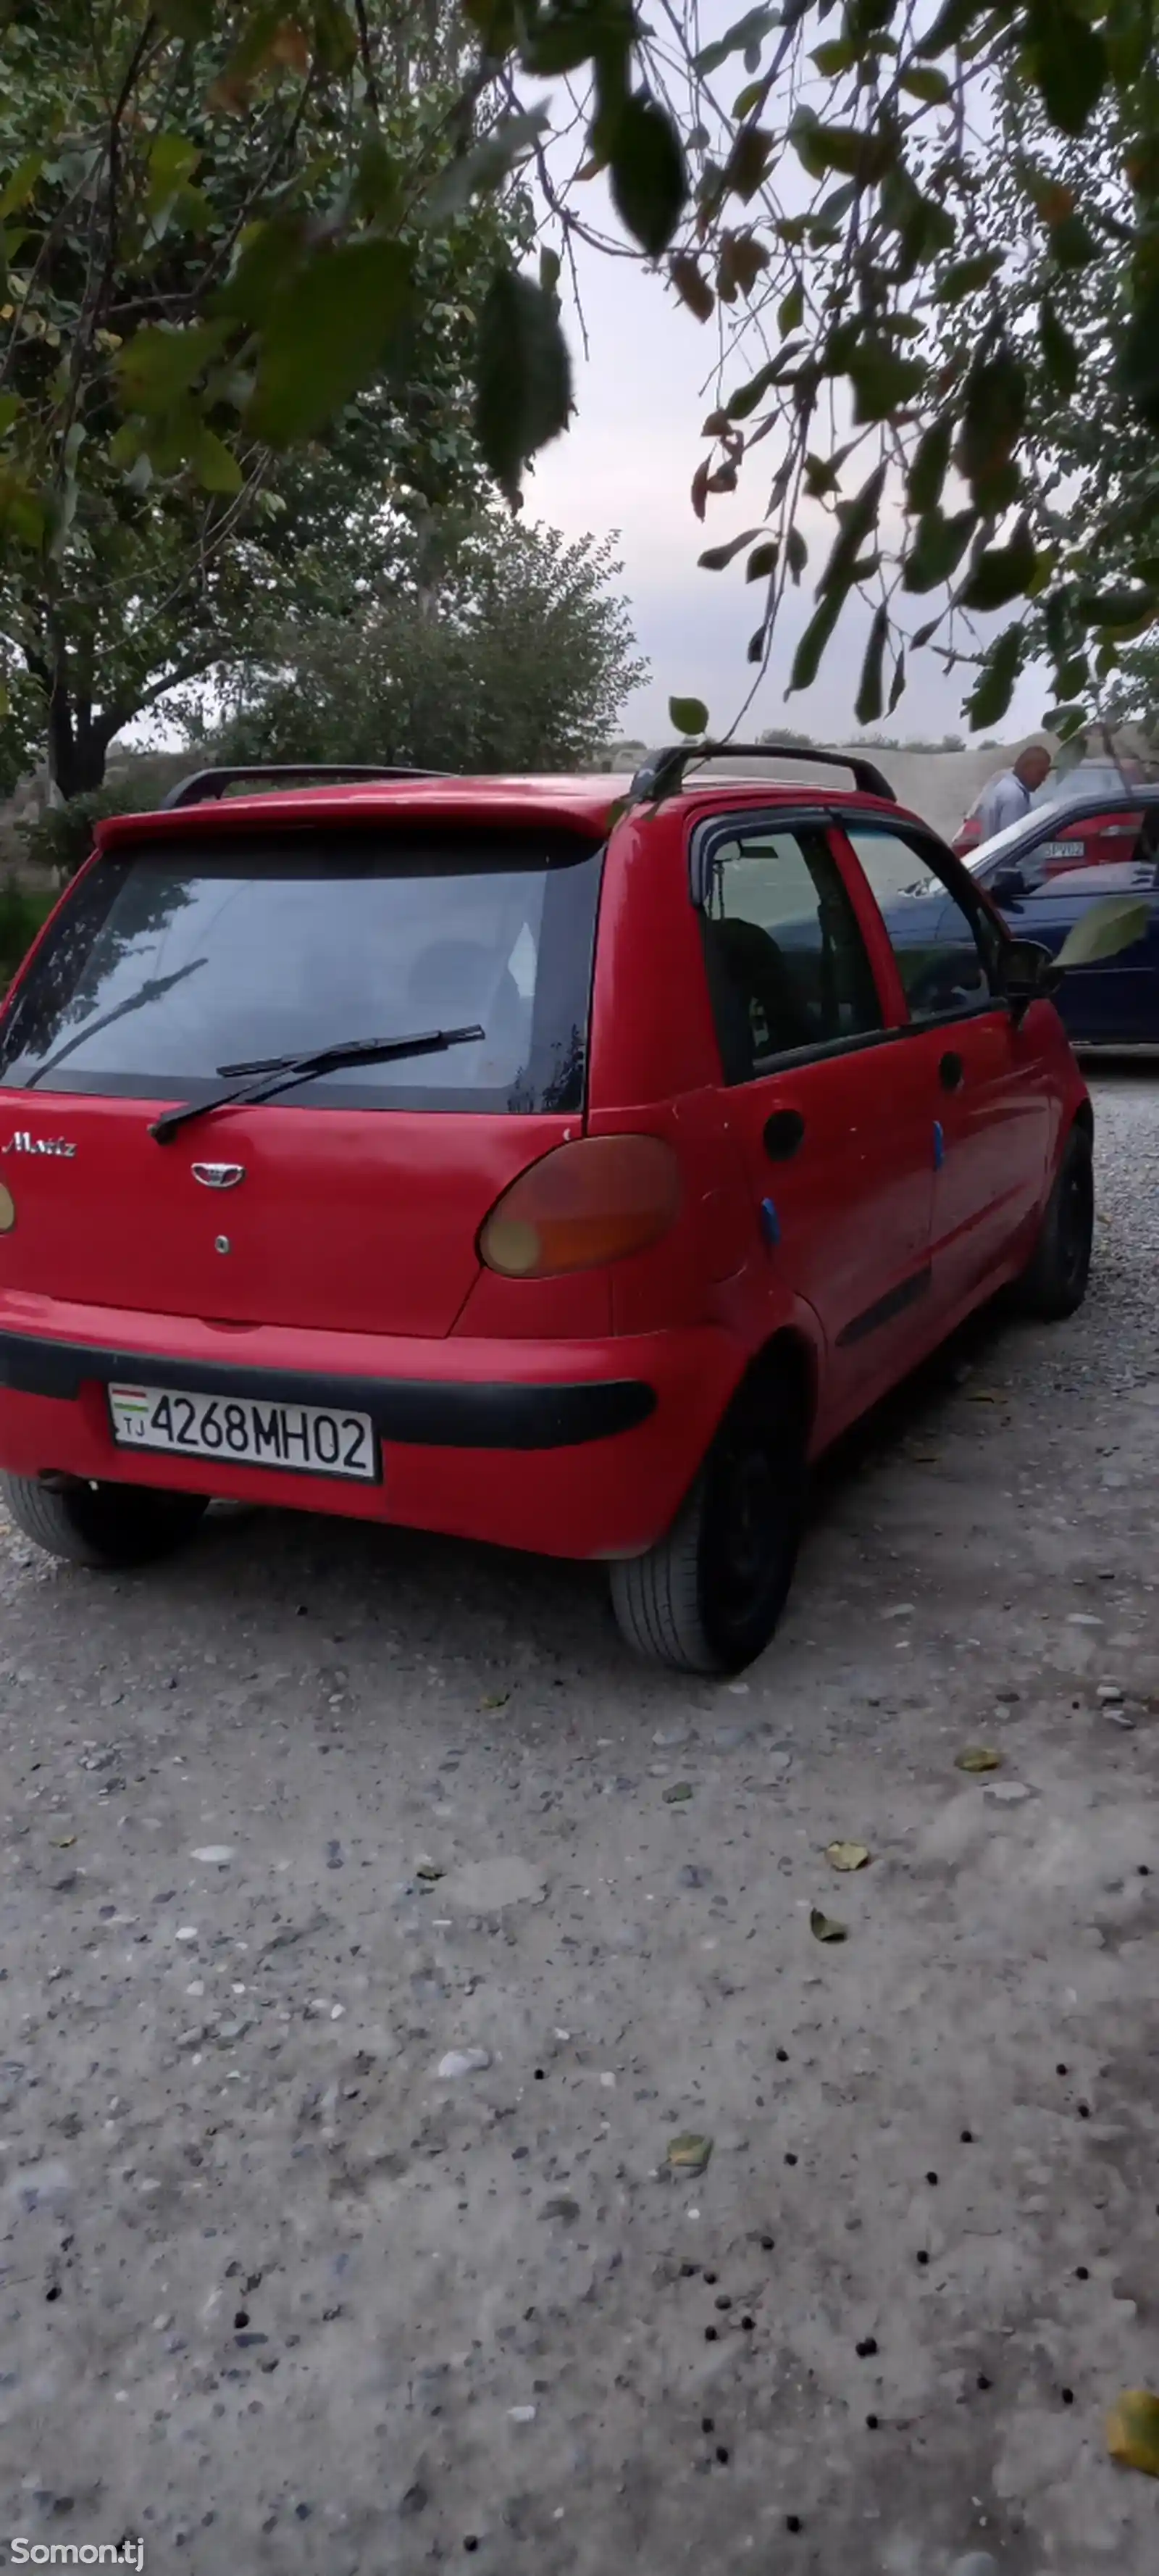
{"left": 1013, "top": 1122, "right": 1094, "bottom": 1321}
{"left": 0, "top": 1475, "right": 209, "bottom": 1570}
{"left": 609, "top": 1371, "right": 807, "bottom": 1675}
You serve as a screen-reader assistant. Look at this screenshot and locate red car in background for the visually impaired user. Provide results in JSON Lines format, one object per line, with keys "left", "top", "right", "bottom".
{"left": 953, "top": 759, "right": 1146, "bottom": 862}
{"left": 0, "top": 748, "right": 1091, "bottom": 1674}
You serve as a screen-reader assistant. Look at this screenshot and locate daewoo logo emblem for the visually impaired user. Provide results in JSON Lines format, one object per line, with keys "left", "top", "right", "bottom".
{"left": 192, "top": 1162, "right": 246, "bottom": 1191}
{"left": 2, "top": 1129, "right": 76, "bottom": 1158}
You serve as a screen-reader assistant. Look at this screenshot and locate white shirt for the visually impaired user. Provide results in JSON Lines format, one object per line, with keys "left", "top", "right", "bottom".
{"left": 976, "top": 769, "right": 1036, "bottom": 839}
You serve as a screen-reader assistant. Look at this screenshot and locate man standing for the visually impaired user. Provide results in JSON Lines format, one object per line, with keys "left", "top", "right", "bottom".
{"left": 974, "top": 742, "right": 1052, "bottom": 840}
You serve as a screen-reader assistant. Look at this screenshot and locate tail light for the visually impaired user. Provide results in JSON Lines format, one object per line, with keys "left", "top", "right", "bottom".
{"left": 478, "top": 1135, "right": 681, "bottom": 1280}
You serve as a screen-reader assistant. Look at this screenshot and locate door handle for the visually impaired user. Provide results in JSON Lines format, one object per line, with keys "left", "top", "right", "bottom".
{"left": 763, "top": 1107, "right": 806, "bottom": 1160}
{"left": 938, "top": 1051, "right": 964, "bottom": 1093}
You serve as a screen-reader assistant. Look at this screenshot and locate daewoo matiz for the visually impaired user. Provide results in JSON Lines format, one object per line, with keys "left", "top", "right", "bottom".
{"left": 0, "top": 746, "right": 1092, "bottom": 1672}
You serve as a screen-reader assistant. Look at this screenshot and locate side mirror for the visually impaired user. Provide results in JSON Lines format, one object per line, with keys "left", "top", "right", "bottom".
{"left": 990, "top": 865, "right": 1027, "bottom": 902}
{"left": 1001, "top": 937, "right": 1063, "bottom": 1023}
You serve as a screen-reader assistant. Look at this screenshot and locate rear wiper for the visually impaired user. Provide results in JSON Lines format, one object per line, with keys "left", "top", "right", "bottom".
{"left": 149, "top": 1025, "right": 485, "bottom": 1144}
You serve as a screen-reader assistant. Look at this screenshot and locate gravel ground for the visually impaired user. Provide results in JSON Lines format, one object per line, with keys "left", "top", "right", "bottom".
{"left": 1, "top": 1066, "right": 1158, "bottom": 2576}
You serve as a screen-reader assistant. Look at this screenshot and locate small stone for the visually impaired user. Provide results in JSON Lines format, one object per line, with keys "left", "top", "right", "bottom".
{"left": 653, "top": 1726, "right": 690, "bottom": 1749}
{"left": 995, "top": 1687, "right": 1021, "bottom": 1703}
{"left": 678, "top": 1866, "right": 706, "bottom": 1890}
{"left": 191, "top": 1846, "right": 234, "bottom": 1865}
{"left": 984, "top": 1781, "right": 1032, "bottom": 1803}
{"left": 399, "top": 2484, "right": 429, "bottom": 2519}
{"left": 950, "top": 2557, "right": 1000, "bottom": 2576}
{"left": 882, "top": 1604, "right": 914, "bottom": 1620}
{"left": 1067, "top": 1614, "right": 1103, "bottom": 1627}
{"left": 437, "top": 2048, "right": 491, "bottom": 2080}
{"left": 664, "top": 1783, "right": 695, "bottom": 1804}
{"left": 508, "top": 2405, "right": 537, "bottom": 2422}
{"left": 1096, "top": 1683, "right": 1124, "bottom": 1704}
{"left": 175, "top": 1927, "right": 198, "bottom": 1943}
{"left": 538, "top": 2197, "right": 580, "bottom": 2223}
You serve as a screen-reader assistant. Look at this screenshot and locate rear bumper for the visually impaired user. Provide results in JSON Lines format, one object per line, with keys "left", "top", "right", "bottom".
{"left": 0, "top": 1299, "right": 744, "bottom": 1559}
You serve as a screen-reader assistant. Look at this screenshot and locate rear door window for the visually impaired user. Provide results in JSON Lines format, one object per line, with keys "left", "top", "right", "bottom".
{"left": 845, "top": 823, "right": 1002, "bottom": 1022}
{"left": 0, "top": 825, "right": 603, "bottom": 1114}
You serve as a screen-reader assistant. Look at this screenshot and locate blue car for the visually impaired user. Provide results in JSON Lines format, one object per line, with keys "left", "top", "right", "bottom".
{"left": 903, "top": 787, "right": 1159, "bottom": 1046}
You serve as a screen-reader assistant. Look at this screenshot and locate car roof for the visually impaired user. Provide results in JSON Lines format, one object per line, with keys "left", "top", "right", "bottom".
{"left": 96, "top": 769, "right": 918, "bottom": 853}
{"left": 967, "top": 783, "right": 1159, "bottom": 870}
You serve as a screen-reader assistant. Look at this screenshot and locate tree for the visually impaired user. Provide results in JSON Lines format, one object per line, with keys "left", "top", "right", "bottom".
{"left": 0, "top": 0, "right": 1155, "bottom": 751}
{"left": 211, "top": 516, "right": 647, "bottom": 772}
{"left": 0, "top": 1, "right": 526, "bottom": 795}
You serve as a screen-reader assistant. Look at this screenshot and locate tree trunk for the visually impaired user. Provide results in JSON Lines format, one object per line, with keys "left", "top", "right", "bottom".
{"left": 45, "top": 675, "right": 114, "bottom": 801}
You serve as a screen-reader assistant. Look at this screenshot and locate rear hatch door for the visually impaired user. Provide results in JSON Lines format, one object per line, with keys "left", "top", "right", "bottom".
{"left": 0, "top": 817, "right": 603, "bottom": 1336}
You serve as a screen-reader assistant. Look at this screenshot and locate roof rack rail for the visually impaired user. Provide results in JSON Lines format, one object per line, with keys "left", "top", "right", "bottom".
{"left": 160, "top": 764, "right": 446, "bottom": 812}
{"left": 627, "top": 741, "right": 895, "bottom": 806}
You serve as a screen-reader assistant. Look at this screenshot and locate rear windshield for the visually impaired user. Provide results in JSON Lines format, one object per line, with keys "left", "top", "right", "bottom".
{"left": 0, "top": 825, "right": 603, "bottom": 1114}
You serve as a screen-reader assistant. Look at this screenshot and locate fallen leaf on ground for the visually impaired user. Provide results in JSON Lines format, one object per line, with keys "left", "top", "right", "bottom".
{"left": 827, "top": 1841, "right": 871, "bottom": 1871}
{"left": 1107, "top": 2389, "right": 1159, "bottom": 2476}
{"left": 667, "top": 2132, "right": 713, "bottom": 2174}
{"left": 810, "top": 1906, "right": 848, "bottom": 1943}
{"left": 51, "top": 1835, "right": 77, "bottom": 1849}
{"left": 955, "top": 1746, "right": 1003, "bottom": 1773}
{"left": 664, "top": 1781, "right": 694, "bottom": 1803}
{"left": 480, "top": 1691, "right": 509, "bottom": 1709}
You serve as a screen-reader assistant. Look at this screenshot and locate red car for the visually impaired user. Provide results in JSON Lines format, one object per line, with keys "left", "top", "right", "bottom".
{"left": 0, "top": 748, "right": 1091, "bottom": 1674}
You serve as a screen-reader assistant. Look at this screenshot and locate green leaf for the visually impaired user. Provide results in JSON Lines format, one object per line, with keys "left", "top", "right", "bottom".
{"left": 888, "top": 646, "right": 906, "bottom": 714}
{"left": 669, "top": 694, "right": 709, "bottom": 735}
{"left": 246, "top": 241, "right": 413, "bottom": 446}
{"left": 1076, "top": 585, "right": 1158, "bottom": 628}
{"left": 723, "top": 124, "right": 774, "bottom": 200}
{"left": 790, "top": 590, "right": 842, "bottom": 693}
{"left": 748, "top": 620, "right": 768, "bottom": 664}
{"left": 540, "top": 246, "right": 562, "bottom": 301}
{"left": 906, "top": 418, "right": 953, "bottom": 517}
{"left": 0, "top": 393, "right": 20, "bottom": 441}
{"left": 960, "top": 516, "right": 1037, "bottom": 613}
{"left": 699, "top": 527, "right": 764, "bottom": 570}
{"left": 1042, "top": 701, "right": 1088, "bottom": 737}
{"left": 847, "top": 342, "right": 926, "bottom": 423}
{"left": 1028, "top": 9, "right": 1108, "bottom": 136}
{"left": 966, "top": 625, "right": 1024, "bottom": 730}
{"left": 779, "top": 283, "right": 803, "bottom": 335}
{"left": 811, "top": 38, "right": 857, "bottom": 74}
{"left": 786, "top": 526, "right": 808, "bottom": 584}
{"left": 422, "top": 111, "right": 549, "bottom": 225}
{"left": 747, "top": 538, "right": 779, "bottom": 582}
{"left": 0, "top": 154, "right": 42, "bottom": 221}
{"left": 146, "top": 132, "right": 201, "bottom": 214}
{"left": 958, "top": 349, "right": 1026, "bottom": 507}
{"left": 216, "top": 215, "right": 306, "bottom": 327}
{"left": 119, "top": 322, "right": 228, "bottom": 414}
{"left": 937, "top": 251, "right": 1004, "bottom": 304}
{"left": 855, "top": 604, "right": 889, "bottom": 727}
{"left": 810, "top": 1906, "right": 848, "bottom": 1943}
{"left": 1115, "top": 280, "right": 1159, "bottom": 430}
{"left": 610, "top": 93, "right": 687, "bottom": 259}
{"left": 191, "top": 428, "right": 244, "bottom": 494}
{"left": 900, "top": 64, "right": 953, "bottom": 103}
{"left": 1039, "top": 296, "right": 1080, "bottom": 398}
{"left": 1055, "top": 897, "right": 1150, "bottom": 968}
{"left": 818, "top": 463, "right": 886, "bottom": 601}
{"left": 474, "top": 269, "right": 572, "bottom": 504}
{"left": 695, "top": 7, "right": 778, "bottom": 75}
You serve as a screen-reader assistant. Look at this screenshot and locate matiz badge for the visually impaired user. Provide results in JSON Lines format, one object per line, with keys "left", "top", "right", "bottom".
{"left": 192, "top": 1162, "right": 246, "bottom": 1189}
{"left": 2, "top": 1129, "right": 76, "bottom": 1158}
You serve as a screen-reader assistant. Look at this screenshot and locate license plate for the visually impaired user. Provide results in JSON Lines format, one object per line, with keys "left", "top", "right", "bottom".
{"left": 108, "top": 1383, "right": 377, "bottom": 1482}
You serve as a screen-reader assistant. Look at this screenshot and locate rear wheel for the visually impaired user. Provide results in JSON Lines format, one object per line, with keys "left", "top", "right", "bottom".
{"left": 609, "top": 1371, "right": 807, "bottom": 1675}
{"left": 1013, "top": 1123, "right": 1094, "bottom": 1320}
{"left": 0, "top": 1475, "right": 209, "bottom": 1570}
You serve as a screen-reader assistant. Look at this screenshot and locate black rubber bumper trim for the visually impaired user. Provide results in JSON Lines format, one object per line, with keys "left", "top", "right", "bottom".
{"left": 836, "top": 1262, "right": 932, "bottom": 1350}
{"left": 0, "top": 1332, "right": 656, "bottom": 1451}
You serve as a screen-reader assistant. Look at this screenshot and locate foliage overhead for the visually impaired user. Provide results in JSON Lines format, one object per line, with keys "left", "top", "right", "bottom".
{"left": 0, "top": 0, "right": 1155, "bottom": 759}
